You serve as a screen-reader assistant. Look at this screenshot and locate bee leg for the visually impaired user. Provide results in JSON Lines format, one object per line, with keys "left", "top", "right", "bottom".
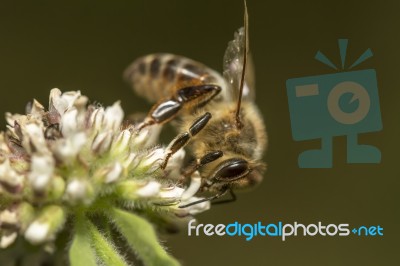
{"left": 160, "top": 112, "right": 212, "bottom": 169}
{"left": 136, "top": 99, "right": 181, "bottom": 131}
{"left": 182, "top": 150, "right": 224, "bottom": 178}
{"left": 180, "top": 151, "right": 224, "bottom": 200}
{"left": 137, "top": 84, "right": 221, "bottom": 131}
{"left": 179, "top": 187, "right": 232, "bottom": 208}
{"left": 211, "top": 189, "right": 237, "bottom": 205}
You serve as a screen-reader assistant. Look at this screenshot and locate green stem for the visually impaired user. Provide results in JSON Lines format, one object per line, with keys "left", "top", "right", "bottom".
{"left": 110, "top": 207, "right": 180, "bottom": 266}
{"left": 87, "top": 219, "right": 128, "bottom": 266}
{"left": 69, "top": 213, "right": 97, "bottom": 266}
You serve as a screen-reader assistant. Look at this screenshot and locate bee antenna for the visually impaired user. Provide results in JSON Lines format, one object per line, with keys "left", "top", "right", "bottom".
{"left": 235, "top": 0, "right": 248, "bottom": 129}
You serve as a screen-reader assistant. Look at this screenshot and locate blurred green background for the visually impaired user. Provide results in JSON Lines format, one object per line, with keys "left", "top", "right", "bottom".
{"left": 0, "top": 0, "right": 399, "bottom": 265}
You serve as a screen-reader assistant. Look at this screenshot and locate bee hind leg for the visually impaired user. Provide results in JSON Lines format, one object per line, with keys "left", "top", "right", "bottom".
{"left": 137, "top": 84, "right": 221, "bottom": 131}
{"left": 160, "top": 112, "right": 212, "bottom": 169}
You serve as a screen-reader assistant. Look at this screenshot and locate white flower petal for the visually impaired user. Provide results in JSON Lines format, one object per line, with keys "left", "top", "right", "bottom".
{"left": 25, "top": 123, "right": 43, "bottom": 138}
{"left": 29, "top": 155, "right": 54, "bottom": 191}
{"left": 0, "top": 159, "right": 24, "bottom": 189}
{"left": 183, "top": 198, "right": 210, "bottom": 215}
{"left": 49, "top": 88, "right": 62, "bottom": 111}
{"left": 158, "top": 186, "right": 184, "bottom": 199}
{"left": 0, "top": 231, "right": 17, "bottom": 248}
{"left": 23, "top": 123, "right": 48, "bottom": 154}
{"left": 112, "top": 129, "right": 131, "bottom": 153}
{"left": 0, "top": 209, "right": 18, "bottom": 225}
{"left": 104, "top": 101, "right": 124, "bottom": 131}
{"left": 181, "top": 173, "right": 201, "bottom": 201}
{"left": 89, "top": 107, "right": 105, "bottom": 129}
{"left": 140, "top": 148, "right": 164, "bottom": 170}
{"left": 165, "top": 149, "right": 185, "bottom": 179}
{"left": 65, "top": 179, "right": 88, "bottom": 203}
{"left": 105, "top": 163, "right": 123, "bottom": 183}
{"left": 24, "top": 221, "right": 49, "bottom": 245}
{"left": 61, "top": 108, "right": 78, "bottom": 136}
{"left": 5, "top": 113, "right": 24, "bottom": 127}
{"left": 136, "top": 181, "right": 161, "bottom": 197}
{"left": 54, "top": 132, "right": 87, "bottom": 162}
{"left": 50, "top": 88, "right": 81, "bottom": 115}
{"left": 27, "top": 99, "right": 45, "bottom": 116}
{"left": 91, "top": 131, "right": 112, "bottom": 154}
{"left": 132, "top": 124, "right": 162, "bottom": 148}
{"left": 122, "top": 153, "right": 138, "bottom": 170}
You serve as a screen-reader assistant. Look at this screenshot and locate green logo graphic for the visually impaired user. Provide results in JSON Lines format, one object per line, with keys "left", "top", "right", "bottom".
{"left": 286, "top": 39, "right": 382, "bottom": 168}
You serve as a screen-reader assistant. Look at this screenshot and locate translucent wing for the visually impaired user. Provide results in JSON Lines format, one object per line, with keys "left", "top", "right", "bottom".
{"left": 222, "top": 3, "right": 254, "bottom": 101}
{"left": 223, "top": 27, "right": 246, "bottom": 100}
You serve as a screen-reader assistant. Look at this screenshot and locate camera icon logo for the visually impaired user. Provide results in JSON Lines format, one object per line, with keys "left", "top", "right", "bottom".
{"left": 286, "top": 39, "right": 382, "bottom": 168}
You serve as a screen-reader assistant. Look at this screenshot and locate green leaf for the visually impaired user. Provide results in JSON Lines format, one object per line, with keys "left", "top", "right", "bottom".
{"left": 69, "top": 214, "right": 97, "bottom": 266}
{"left": 87, "top": 220, "right": 128, "bottom": 266}
{"left": 111, "top": 208, "right": 180, "bottom": 266}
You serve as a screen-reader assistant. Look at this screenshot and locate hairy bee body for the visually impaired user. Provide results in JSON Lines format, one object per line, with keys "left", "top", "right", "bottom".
{"left": 181, "top": 100, "right": 266, "bottom": 192}
{"left": 124, "top": 3, "right": 267, "bottom": 206}
{"left": 124, "top": 53, "right": 225, "bottom": 105}
{"left": 125, "top": 52, "right": 267, "bottom": 193}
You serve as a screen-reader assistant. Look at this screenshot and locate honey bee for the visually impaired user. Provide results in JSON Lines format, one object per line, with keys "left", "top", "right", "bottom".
{"left": 124, "top": 2, "right": 267, "bottom": 207}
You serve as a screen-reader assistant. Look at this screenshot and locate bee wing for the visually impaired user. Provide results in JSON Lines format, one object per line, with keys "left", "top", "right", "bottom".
{"left": 223, "top": 26, "right": 245, "bottom": 100}
{"left": 222, "top": 22, "right": 255, "bottom": 101}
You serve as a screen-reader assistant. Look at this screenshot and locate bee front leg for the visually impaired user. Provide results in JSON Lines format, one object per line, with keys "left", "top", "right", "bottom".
{"left": 179, "top": 187, "right": 233, "bottom": 208}
{"left": 160, "top": 112, "right": 212, "bottom": 169}
{"left": 179, "top": 188, "right": 237, "bottom": 208}
{"left": 210, "top": 189, "right": 237, "bottom": 205}
{"left": 180, "top": 151, "right": 224, "bottom": 201}
{"left": 182, "top": 150, "right": 224, "bottom": 178}
{"left": 137, "top": 84, "right": 221, "bottom": 131}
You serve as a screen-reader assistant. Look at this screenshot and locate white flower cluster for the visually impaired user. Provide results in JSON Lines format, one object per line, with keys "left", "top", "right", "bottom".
{"left": 0, "top": 89, "right": 209, "bottom": 249}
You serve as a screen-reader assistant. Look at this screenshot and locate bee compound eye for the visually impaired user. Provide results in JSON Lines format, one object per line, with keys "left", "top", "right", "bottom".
{"left": 214, "top": 159, "right": 250, "bottom": 181}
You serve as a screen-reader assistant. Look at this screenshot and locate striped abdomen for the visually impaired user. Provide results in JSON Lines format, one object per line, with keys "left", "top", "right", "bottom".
{"left": 124, "top": 53, "right": 225, "bottom": 103}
